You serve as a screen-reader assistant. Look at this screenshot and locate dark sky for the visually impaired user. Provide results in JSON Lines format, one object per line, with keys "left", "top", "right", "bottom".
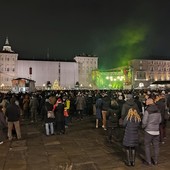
{"left": 0, "top": 0, "right": 170, "bottom": 69}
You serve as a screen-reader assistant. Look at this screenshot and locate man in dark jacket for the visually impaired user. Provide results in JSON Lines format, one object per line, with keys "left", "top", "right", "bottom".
{"left": 101, "top": 92, "right": 111, "bottom": 130}
{"left": 142, "top": 98, "right": 162, "bottom": 166}
{"left": 155, "top": 93, "right": 167, "bottom": 144}
{"left": 6, "top": 97, "right": 21, "bottom": 140}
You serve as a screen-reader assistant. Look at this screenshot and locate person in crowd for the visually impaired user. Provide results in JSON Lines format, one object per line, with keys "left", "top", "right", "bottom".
{"left": 6, "top": 97, "right": 21, "bottom": 141}
{"left": 117, "top": 95, "right": 125, "bottom": 125}
{"left": 86, "top": 91, "right": 93, "bottom": 116}
{"left": 75, "top": 92, "right": 86, "bottom": 120}
{"left": 53, "top": 98, "right": 65, "bottom": 135}
{"left": 0, "top": 105, "right": 7, "bottom": 144}
{"left": 22, "top": 94, "right": 30, "bottom": 119}
{"left": 95, "top": 93, "right": 103, "bottom": 128}
{"left": 101, "top": 92, "right": 111, "bottom": 130}
{"left": 155, "top": 93, "right": 167, "bottom": 144}
{"left": 0, "top": 96, "right": 9, "bottom": 115}
{"left": 68, "top": 92, "right": 76, "bottom": 123}
{"left": 121, "top": 94, "right": 140, "bottom": 122}
{"left": 142, "top": 98, "right": 162, "bottom": 166}
{"left": 106, "top": 97, "right": 119, "bottom": 142}
{"left": 44, "top": 96, "right": 55, "bottom": 136}
{"left": 134, "top": 95, "right": 144, "bottom": 115}
{"left": 39, "top": 94, "right": 46, "bottom": 121}
{"left": 63, "top": 96, "right": 70, "bottom": 128}
{"left": 123, "top": 107, "right": 141, "bottom": 166}
{"left": 29, "top": 93, "right": 39, "bottom": 123}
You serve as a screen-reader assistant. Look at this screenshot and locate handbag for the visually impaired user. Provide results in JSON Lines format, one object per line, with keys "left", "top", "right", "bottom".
{"left": 47, "top": 111, "right": 55, "bottom": 118}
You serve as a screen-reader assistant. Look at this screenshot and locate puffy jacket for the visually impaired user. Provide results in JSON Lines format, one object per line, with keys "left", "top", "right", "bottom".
{"left": 142, "top": 104, "right": 162, "bottom": 131}
{"left": 123, "top": 117, "right": 140, "bottom": 147}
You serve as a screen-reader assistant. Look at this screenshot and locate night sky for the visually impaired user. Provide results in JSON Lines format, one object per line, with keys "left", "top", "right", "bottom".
{"left": 0, "top": 0, "right": 170, "bottom": 69}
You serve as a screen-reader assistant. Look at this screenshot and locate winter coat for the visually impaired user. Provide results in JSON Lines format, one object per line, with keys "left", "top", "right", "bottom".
{"left": 142, "top": 104, "right": 162, "bottom": 132}
{"left": 121, "top": 99, "right": 140, "bottom": 120}
{"left": 156, "top": 98, "right": 167, "bottom": 123}
{"left": 96, "top": 97, "right": 103, "bottom": 119}
{"left": 123, "top": 117, "right": 140, "bottom": 147}
{"left": 101, "top": 95, "right": 111, "bottom": 111}
{"left": 117, "top": 99, "right": 125, "bottom": 119}
{"left": 6, "top": 103, "right": 20, "bottom": 122}
{"left": 29, "top": 97, "right": 39, "bottom": 112}
{"left": 44, "top": 101, "right": 55, "bottom": 123}
{"left": 54, "top": 102, "right": 64, "bottom": 122}
{"left": 75, "top": 95, "right": 86, "bottom": 111}
{"left": 0, "top": 111, "right": 7, "bottom": 129}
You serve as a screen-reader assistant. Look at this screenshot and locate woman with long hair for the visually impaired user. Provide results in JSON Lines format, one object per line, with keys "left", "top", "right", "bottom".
{"left": 123, "top": 108, "right": 141, "bottom": 166}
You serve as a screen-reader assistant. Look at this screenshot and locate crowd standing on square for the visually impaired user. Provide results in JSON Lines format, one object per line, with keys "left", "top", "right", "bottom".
{"left": 0, "top": 89, "right": 169, "bottom": 167}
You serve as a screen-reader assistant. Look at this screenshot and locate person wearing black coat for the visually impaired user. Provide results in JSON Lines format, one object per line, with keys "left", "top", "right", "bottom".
{"left": 44, "top": 98, "right": 55, "bottom": 136}
{"left": 101, "top": 92, "right": 111, "bottom": 130}
{"left": 54, "top": 98, "right": 65, "bottom": 135}
{"left": 155, "top": 93, "right": 167, "bottom": 144}
{"left": 123, "top": 106, "right": 141, "bottom": 166}
{"left": 6, "top": 97, "right": 21, "bottom": 140}
{"left": 0, "top": 105, "right": 7, "bottom": 144}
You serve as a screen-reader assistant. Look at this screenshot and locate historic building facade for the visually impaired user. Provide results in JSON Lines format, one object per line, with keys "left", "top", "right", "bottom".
{"left": 0, "top": 37, "right": 98, "bottom": 91}
{"left": 0, "top": 38, "right": 18, "bottom": 89}
{"left": 1, "top": 37, "right": 169, "bottom": 91}
{"left": 129, "top": 59, "right": 170, "bottom": 89}
{"left": 74, "top": 55, "right": 98, "bottom": 88}
{"left": 0, "top": 38, "right": 79, "bottom": 90}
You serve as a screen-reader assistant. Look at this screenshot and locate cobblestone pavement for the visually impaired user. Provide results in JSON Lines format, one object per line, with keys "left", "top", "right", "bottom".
{"left": 0, "top": 116, "right": 170, "bottom": 170}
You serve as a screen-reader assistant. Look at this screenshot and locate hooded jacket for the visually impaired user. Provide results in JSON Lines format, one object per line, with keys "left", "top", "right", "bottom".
{"left": 121, "top": 99, "right": 140, "bottom": 120}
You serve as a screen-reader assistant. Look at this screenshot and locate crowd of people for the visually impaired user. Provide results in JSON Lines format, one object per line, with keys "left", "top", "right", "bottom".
{"left": 0, "top": 89, "right": 170, "bottom": 167}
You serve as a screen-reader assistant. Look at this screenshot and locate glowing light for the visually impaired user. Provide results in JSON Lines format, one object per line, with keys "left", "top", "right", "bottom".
{"left": 139, "top": 83, "right": 144, "bottom": 88}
